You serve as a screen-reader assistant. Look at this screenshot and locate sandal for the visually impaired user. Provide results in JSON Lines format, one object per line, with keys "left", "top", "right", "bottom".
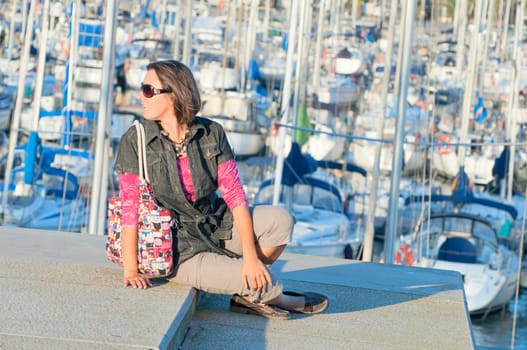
{"left": 230, "top": 294, "right": 290, "bottom": 320}
{"left": 282, "top": 291, "right": 329, "bottom": 314}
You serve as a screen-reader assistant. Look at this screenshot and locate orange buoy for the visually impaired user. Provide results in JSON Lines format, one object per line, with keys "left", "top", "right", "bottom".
{"left": 437, "top": 135, "right": 452, "bottom": 155}
{"left": 395, "top": 244, "right": 414, "bottom": 266}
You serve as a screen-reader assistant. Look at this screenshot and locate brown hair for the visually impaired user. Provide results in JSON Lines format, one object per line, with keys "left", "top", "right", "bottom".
{"left": 146, "top": 60, "right": 201, "bottom": 125}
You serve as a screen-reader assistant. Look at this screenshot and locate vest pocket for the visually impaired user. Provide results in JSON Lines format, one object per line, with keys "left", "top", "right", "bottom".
{"left": 202, "top": 143, "right": 220, "bottom": 159}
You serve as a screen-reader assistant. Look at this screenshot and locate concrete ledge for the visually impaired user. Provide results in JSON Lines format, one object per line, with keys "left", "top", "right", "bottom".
{"left": 0, "top": 227, "right": 196, "bottom": 349}
{"left": 0, "top": 228, "right": 475, "bottom": 349}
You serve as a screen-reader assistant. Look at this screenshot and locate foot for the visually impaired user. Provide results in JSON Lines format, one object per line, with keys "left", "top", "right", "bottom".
{"left": 281, "top": 291, "right": 329, "bottom": 314}
{"left": 230, "top": 294, "right": 290, "bottom": 320}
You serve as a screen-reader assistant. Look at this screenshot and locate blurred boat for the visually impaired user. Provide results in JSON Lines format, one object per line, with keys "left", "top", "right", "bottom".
{"left": 251, "top": 143, "right": 367, "bottom": 259}
{"left": 200, "top": 91, "right": 265, "bottom": 158}
{"left": 397, "top": 169, "right": 520, "bottom": 315}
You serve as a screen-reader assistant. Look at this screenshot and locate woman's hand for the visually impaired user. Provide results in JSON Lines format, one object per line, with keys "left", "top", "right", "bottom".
{"left": 242, "top": 256, "right": 272, "bottom": 293}
{"left": 230, "top": 205, "right": 272, "bottom": 292}
{"left": 121, "top": 226, "right": 151, "bottom": 288}
{"left": 123, "top": 272, "right": 152, "bottom": 289}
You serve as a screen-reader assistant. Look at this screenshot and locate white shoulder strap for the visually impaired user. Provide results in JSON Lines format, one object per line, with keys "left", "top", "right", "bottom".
{"left": 134, "top": 121, "right": 149, "bottom": 182}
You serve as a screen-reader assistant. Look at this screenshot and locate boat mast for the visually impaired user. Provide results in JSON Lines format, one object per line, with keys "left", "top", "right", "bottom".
{"left": 500, "top": 0, "right": 512, "bottom": 61}
{"left": 458, "top": 0, "right": 485, "bottom": 171}
{"left": 311, "top": 0, "right": 327, "bottom": 91}
{"left": 64, "top": 0, "right": 81, "bottom": 132}
{"left": 159, "top": 0, "right": 169, "bottom": 41}
{"left": 243, "top": 0, "right": 259, "bottom": 93}
{"left": 291, "top": 0, "right": 310, "bottom": 139}
{"left": 181, "top": 0, "right": 193, "bottom": 66}
{"left": 362, "top": 0, "right": 398, "bottom": 262}
{"left": 219, "top": 0, "right": 233, "bottom": 103}
{"left": 22, "top": 0, "right": 51, "bottom": 202}
{"left": 30, "top": 0, "right": 51, "bottom": 133}
{"left": 383, "top": 0, "right": 416, "bottom": 265}
{"left": 505, "top": 0, "right": 524, "bottom": 201}
{"left": 262, "top": 0, "right": 271, "bottom": 42}
{"left": 6, "top": 0, "right": 18, "bottom": 63}
{"left": 173, "top": 1, "right": 183, "bottom": 60}
{"left": 233, "top": 1, "right": 243, "bottom": 92}
{"left": 481, "top": 0, "right": 494, "bottom": 75}
{"left": 87, "top": 0, "right": 118, "bottom": 236}
{"left": 455, "top": 0, "right": 468, "bottom": 78}
{"left": 351, "top": 0, "right": 358, "bottom": 33}
{"left": 1, "top": 0, "right": 37, "bottom": 215}
{"left": 272, "top": 0, "right": 300, "bottom": 206}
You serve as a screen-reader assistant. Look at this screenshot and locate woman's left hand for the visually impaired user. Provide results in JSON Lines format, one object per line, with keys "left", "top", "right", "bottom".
{"left": 242, "top": 256, "right": 272, "bottom": 293}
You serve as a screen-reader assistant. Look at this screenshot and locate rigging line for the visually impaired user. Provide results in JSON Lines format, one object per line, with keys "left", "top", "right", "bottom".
{"left": 510, "top": 189, "right": 526, "bottom": 348}
{"left": 274, "top": 121, "right": 527, "bottom": 148}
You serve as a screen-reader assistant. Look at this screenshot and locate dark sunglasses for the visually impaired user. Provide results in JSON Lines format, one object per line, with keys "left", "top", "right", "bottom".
{"left": 141, "top": 83, "right": 171, "bottom": 98}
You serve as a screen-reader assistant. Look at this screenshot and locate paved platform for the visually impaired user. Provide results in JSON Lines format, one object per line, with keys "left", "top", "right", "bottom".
{"left": 0, "top": 227, "right": 475, "bottom": 349}
{"left": 185, "top": 255, "right": 476, "bottom": 349}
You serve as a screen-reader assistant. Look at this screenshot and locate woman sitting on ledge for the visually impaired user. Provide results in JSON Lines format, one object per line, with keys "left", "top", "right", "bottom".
{"left": 113, "top": 59, "right": 329, "bottom": 320}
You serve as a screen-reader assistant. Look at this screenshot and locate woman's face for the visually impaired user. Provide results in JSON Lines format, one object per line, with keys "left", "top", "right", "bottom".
{"left": 139, "top": 69, "right": 174, "bottom": 122}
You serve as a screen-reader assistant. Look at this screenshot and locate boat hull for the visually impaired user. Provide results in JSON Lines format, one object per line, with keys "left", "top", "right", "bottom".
{"left": 201, "top": 92, "right": 265, "bottom": 158}
{"left": 225, "top": 131, "right": 265, "bottom": 158}
{"left": 422, "top": 258, "right": 518, "bottom": 315}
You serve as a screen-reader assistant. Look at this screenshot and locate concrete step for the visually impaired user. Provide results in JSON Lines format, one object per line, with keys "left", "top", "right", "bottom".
{"left": 0, "top": 227, "right": 197, "bottom": 349}
{"left": 0, "top": 228, "right": 475, "bottom": 349}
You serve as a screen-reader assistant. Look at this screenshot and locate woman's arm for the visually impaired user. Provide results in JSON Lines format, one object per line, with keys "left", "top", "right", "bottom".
{"left": 231, "top": 205, "right": 272, "bottom": 292}
{"left": 119, "top": 172, "right": 152, "bottom": 288}
{"left": 121, "top": 226, "right": 150, "bottom": 288}
{"left": 218, "top": 160, "right": 271, "bottom": 292}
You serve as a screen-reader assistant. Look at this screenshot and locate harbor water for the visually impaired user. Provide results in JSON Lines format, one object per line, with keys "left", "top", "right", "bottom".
{"left": 473, "top": 288, "right": 527, "bottom": 349}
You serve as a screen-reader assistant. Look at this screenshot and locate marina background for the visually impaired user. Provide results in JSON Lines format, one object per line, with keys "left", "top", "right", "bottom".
{"left": 1, "top": 0, "right": 527, "bottom": 348}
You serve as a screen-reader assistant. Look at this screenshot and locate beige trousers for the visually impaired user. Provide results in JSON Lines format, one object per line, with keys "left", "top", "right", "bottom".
{"left": 169, "top": 205, "right": 293, "bottom": 303}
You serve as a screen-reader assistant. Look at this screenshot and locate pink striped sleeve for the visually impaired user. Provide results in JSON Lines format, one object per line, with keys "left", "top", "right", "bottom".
{"left": 119, "top": 172, "right": 139, "bottom": 227}
{"left": 218, "top": 159, "right": 247, "bottom": 210}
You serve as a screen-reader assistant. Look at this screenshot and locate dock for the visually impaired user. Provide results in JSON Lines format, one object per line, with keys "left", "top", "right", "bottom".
{"left": 0, "top": 227, "right": 475, "bottom": 349}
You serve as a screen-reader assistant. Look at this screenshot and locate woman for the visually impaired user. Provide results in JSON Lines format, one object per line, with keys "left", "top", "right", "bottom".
{"left": 114, "top": 60, "right": 328, "bottom": 320}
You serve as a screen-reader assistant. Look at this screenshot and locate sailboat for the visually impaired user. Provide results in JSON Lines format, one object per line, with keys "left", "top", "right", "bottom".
{"left": 197, "top": 1, "right": 266, "bottom": 158}
{"left": 301, "top": 2, "right": 363, "bottom": 162}
{"left": 349, "top": 92, "right": 428, "bottom": 176}
{"left": 397, "top": 168, "right": 519, "bottom": 315}
{"left": 200, "top": 91, "right": 265, "bottom": 158}
{"left": 251, "top": 142, "right": 367, "bottom": 259}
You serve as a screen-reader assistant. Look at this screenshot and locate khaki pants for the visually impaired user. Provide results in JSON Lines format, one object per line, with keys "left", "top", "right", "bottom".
{"left": 169, "top": 205, "right": 293, "bottom": 303}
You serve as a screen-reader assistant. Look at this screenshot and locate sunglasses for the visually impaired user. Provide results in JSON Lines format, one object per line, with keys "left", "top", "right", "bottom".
{"left": 141, "top": 83, "right": 171, "bottom": 98}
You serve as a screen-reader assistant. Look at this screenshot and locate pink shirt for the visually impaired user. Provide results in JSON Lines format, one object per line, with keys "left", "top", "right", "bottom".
{"left": 119, "top": 158, "right": 247, "bottom": 227}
